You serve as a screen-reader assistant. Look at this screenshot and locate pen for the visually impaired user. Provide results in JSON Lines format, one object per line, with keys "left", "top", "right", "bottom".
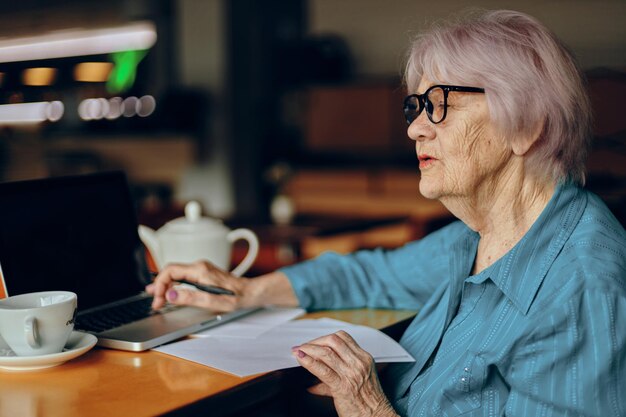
{"left": 176, "top": 279, "right": 236, "bottom": 296}
{"left": 149, "top": 272, "right": 236, "bottom": 296}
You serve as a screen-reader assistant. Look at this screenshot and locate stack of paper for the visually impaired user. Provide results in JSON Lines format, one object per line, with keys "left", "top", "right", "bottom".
{"left": 153, "top": 309, "right": 414, "bottom": 377}
{"left": 194, "top": 306, "right": 306, "bottom": 339}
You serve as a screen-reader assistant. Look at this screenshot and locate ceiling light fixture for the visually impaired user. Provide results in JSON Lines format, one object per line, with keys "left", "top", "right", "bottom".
{"left": 0, "top": 21, "right": 157, "bottom": 64}
{"left": 74, "top": 62, "right": 114, "bottom": 82}
{"left": 0, "top": 101, "right": 64, "bottom": 125}
{"left": 22, "top": 67, "right": 58, "bottom": 86}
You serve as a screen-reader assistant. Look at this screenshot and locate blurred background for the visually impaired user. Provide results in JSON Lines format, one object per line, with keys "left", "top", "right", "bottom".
{"left": 0, "top": 0, "right": 624, "bottom": 272}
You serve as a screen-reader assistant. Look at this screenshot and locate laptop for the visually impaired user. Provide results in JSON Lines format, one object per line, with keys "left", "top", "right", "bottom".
{"left": 0, "top": 171, "right": 258, "bottom": 351}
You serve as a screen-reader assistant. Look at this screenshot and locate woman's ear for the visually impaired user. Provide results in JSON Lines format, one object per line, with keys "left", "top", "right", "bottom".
{"left": 511, "top": 119, "right": 545, "bottom": 156}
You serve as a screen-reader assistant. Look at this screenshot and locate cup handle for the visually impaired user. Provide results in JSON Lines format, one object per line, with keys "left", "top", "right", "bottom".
{"left": 24, "top": 316, "right": 40, "bottom": 349}
{"left": 227, "top": 228, "right": 259, "bottom": 277}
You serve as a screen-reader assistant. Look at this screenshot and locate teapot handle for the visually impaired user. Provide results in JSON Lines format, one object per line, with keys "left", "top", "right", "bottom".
{"left": 227, "top": 228, "right": 259, "bottom": 277}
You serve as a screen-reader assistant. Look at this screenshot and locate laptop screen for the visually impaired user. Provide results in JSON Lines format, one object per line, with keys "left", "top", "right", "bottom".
{"left": 0, "top": 171, "right": 149, "bottom": 310}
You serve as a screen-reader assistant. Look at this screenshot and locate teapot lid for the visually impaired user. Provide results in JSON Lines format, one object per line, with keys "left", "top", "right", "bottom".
{"left": 162, "top": 201, "right": 228, "bottom": 234}
{"left": 184, "top": 200, "right": 202, "bottom": 222}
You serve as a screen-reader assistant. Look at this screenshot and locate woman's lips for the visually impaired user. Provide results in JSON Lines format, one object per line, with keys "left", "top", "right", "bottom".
{"left": 418, "top": 154, "right": 437, "bottom": 169}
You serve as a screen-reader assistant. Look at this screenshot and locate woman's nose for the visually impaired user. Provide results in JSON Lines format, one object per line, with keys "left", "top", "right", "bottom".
{"left": 407, "top": 112, "right": 435, "bottom": 142}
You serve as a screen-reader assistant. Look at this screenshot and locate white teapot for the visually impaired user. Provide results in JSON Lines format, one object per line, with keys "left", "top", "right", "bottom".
{"left": 138, "top": 201, "right": 259, "bottom": 277}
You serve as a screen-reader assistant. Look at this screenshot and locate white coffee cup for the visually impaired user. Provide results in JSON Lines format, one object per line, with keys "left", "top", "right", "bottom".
{"left": 0, "top": 291, "right": 77, "bottom": 356}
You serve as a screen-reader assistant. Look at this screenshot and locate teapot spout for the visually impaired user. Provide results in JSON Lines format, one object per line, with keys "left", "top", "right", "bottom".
{"left": 138, "top": 225, "right": 163, "bottom": 270}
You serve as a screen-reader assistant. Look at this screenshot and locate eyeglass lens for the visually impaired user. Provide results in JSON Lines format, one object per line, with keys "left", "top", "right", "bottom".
{"left": 404, "top": 86, "right": 446, "bottom": 124}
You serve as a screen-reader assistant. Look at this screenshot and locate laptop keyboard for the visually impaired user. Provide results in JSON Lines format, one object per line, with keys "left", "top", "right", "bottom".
{"left": 76, "top": 297, "right": 164, "bottom": 333}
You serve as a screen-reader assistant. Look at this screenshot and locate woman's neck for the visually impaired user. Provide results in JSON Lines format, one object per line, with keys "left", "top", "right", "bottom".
{"left": 441, "top": 171, "right": 555, "bottom": 275}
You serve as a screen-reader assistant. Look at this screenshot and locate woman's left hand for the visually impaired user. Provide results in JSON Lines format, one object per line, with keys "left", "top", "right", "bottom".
{"left": 291, "top": 330, "right": 398, "bottom": 417}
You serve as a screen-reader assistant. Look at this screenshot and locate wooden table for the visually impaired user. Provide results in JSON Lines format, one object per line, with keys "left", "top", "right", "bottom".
{"left": 0, "top": 309, "right": 416, "bottom": 417}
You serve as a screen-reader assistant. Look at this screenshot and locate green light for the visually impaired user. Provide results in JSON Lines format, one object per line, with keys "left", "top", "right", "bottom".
{"left": 106, "top": 50, "right": 148, "bottom": 94}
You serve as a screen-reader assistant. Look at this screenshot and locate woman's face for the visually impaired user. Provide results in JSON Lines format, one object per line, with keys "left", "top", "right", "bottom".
{"left": 408, "top": 77, "right": 512, "bottom": 202}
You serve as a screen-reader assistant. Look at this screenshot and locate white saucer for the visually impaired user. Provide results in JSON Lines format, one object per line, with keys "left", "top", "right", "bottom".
{"left": 0, "top": 331, "right": 97, "bottom": 371}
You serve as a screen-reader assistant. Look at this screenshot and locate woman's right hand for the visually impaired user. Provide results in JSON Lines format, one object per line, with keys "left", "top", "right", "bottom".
{"left": 145, "top": 261, "right": 299, "bottom": 311}
{"left": 146, "top": 261, "right": 250, "bottom": 312}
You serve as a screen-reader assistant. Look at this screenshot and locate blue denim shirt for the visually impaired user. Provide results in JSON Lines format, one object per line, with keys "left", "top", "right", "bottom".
{"left": 280, "top": 184, "right": 626, "bottom": 416}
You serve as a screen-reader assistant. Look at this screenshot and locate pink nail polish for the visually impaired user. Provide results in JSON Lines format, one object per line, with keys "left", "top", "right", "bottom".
{"left": 297, "top": 350, "right": 306, "bottom": 358}
{"left": 166, "top": 289, "right": 178, "bottom": 301}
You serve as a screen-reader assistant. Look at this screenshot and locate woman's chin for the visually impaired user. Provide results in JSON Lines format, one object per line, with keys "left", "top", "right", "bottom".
{"left": 418, "top": 181, "right": 441, "bottom": 200}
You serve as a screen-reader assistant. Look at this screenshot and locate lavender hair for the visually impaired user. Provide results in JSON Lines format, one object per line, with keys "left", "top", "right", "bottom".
{"left": 405, "top": 10, "right": 593, "bottom": 185}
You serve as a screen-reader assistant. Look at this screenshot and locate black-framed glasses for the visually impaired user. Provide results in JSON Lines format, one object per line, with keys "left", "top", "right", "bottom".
{"left": 403, "top": 85, "right": 485, "bottom": 125}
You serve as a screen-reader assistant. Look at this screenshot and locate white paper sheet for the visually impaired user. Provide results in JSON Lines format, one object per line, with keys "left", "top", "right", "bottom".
{"left": 154, "top": 318, "right": 414, "bottom": 377}
{"left": 193, "top": 307, "right": 306, "bottom": 339}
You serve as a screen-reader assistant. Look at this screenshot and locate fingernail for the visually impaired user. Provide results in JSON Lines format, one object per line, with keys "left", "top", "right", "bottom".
{"left": 291, "top": 345, "right": 300, "bottom": 351}
{"left": 297, "top": 350, "right": 306, "bottom": 358}
{"left": 166, "top": 289, "right": 178, "bottom": 301}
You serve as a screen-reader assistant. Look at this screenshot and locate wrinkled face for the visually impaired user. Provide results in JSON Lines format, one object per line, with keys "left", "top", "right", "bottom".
{"left": 408, "top": 77, "right": 512, "bottom": 202}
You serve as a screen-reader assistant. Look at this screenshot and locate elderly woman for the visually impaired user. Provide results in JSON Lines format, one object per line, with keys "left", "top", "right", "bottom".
{"left": 148, "top": 10, "right": 626, "bottom": 417}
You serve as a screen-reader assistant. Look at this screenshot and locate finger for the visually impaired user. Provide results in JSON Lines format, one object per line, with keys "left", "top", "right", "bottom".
{"left": 159, "top": 263, "right": 209, "bottom": 285}
{"left": 292, "top": 348, "right": 341, "bottom": 388}
{"left": 165, "top": 288, "right": 239, "bottom": 312}
{"left": 299, "top": 332, "right": 377, "bottom": 389}
{"left": 332, "top": 330, "right": 366, "bottom": 356}
{"left": 295, "top": 341, "right": 356, "bottom": 381}
{"left": 334, "top": 330, "right": 376, "bottom": 363}
{"left": 332, "top": 332, "right": 378, "bottom": 387}
{"left": 305, "top": 332, "right": 361, "bottom": 366}
{"left": 151, "top": 283, "right": 167, "bottom": 310}
{"left": 168, "top": 262, "right": 239, "bottom": 293}
{"left": 151, "top": 263, "right": 215, "bottom": 309}
{"left": 150, "top": 265, "right": 185, "bottom": 309}
{"left": 307, "top": 382, "right": 332, "bottom": 397}
{"left": 333, "top": 330, "right": 357, "bottom": 345}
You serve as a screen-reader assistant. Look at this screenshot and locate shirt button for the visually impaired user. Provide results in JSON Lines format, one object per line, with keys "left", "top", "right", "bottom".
{"left": 464, "top": 367, "right": 470, "bottom": 372}
{"left": 461, "top": 377, "right": 467, "bottom": 382}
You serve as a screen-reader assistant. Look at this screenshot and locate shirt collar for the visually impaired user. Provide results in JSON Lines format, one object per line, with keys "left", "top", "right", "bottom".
{"left": 464, "top": 183, "right": 587, "bottom": 315}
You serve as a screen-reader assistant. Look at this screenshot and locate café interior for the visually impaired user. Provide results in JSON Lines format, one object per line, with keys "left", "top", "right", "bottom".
{"left": 0, "top": 0, "right": 624, "bottom": 273}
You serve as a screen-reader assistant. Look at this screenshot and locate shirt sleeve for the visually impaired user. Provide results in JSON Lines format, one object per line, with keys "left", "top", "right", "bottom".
{"left": 279, "top": 221, "right": 466, "bottom": 311}
{"left": 504, "top": 288, "right": 626, "bottom": 416}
